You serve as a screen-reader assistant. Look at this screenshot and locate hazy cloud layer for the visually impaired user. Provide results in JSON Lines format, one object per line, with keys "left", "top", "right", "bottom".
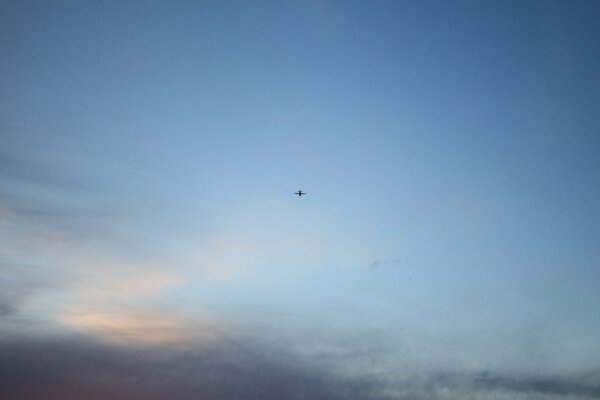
{"left": 0, "top": 334, "right": 598, "bottom": 400}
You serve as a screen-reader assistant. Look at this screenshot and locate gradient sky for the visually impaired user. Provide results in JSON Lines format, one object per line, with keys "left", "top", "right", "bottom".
{"left": 2, "top": 1, "right": 600, "bottom": 399}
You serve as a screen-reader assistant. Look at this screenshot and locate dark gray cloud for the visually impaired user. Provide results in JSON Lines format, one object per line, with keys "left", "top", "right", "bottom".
{"left": 0, "top": 335, "right": 383, "bottom": 400}
{"left": 0, "top": 334, "right": 598, "bottom": 400}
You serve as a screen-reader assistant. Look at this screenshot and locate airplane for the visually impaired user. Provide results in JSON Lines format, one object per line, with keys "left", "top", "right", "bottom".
{"left": 294, "top": 190, "right": 306, "bottom": 197}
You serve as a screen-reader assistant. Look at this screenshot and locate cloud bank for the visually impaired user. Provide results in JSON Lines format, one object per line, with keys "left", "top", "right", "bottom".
{"left": 0, "top": 333, "right": 598, "bottom": 400}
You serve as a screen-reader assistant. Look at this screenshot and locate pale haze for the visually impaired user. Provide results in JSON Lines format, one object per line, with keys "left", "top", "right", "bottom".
{"left": 1, "top": 1, "right": 600, "bottom": 399}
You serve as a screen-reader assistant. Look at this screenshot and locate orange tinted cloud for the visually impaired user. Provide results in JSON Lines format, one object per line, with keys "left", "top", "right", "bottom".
{"left": 61, "top": 307, "right": 222, "bottom": 345}
{"left": 62, "top": 311, "right": 191, "bottom": 344}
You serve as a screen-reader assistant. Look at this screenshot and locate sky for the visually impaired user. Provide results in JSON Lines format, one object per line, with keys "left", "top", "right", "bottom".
{"left": 1, "top": 1, "right": 600, "bottom": 399}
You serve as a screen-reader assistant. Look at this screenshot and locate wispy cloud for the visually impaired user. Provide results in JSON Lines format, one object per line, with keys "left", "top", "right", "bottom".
{"left": 60, "top": 309, "right": 218, "bottom": 345}
{"left": 368, "top": 257, "right": 413, "bottom": 270}
{"left": 1, "top": 193, "right": 197, "bottom": 344}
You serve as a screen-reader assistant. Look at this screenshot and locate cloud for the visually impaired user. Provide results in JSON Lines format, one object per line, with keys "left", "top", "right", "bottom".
{"left": 0, "top": 333, "right": 598, "bottom": 400}
{"left": 474, "top": 371, "right": 600, "bottom": 398}
{"left": 0, "top": 334, "right": 376, "bottom": 400}
{"left": 368, "top": 257, "right": 413, "bottom": 270}
{"left": 0, "top": 152, "right": 91, "bottom": 193}
{"left": 0, "top": 259, "right": 60, "bottom": 320}
{"left": 0, "top": 265, "right": 29, "bottom": 317}
{"left": 60, "top": 310, "right": 214, "bottom": 345}
{"left": 1, "top": 201, "right": 194, "bottom": 344}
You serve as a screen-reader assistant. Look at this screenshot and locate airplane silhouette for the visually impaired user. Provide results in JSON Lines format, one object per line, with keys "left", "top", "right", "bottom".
{"left": 294, "top": 190, "right": 306, "bottom": 197}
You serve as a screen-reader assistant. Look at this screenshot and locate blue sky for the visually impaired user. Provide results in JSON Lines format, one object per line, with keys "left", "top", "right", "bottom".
{"left": 1, "top": 1, "right": 600, "bottom": 399}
